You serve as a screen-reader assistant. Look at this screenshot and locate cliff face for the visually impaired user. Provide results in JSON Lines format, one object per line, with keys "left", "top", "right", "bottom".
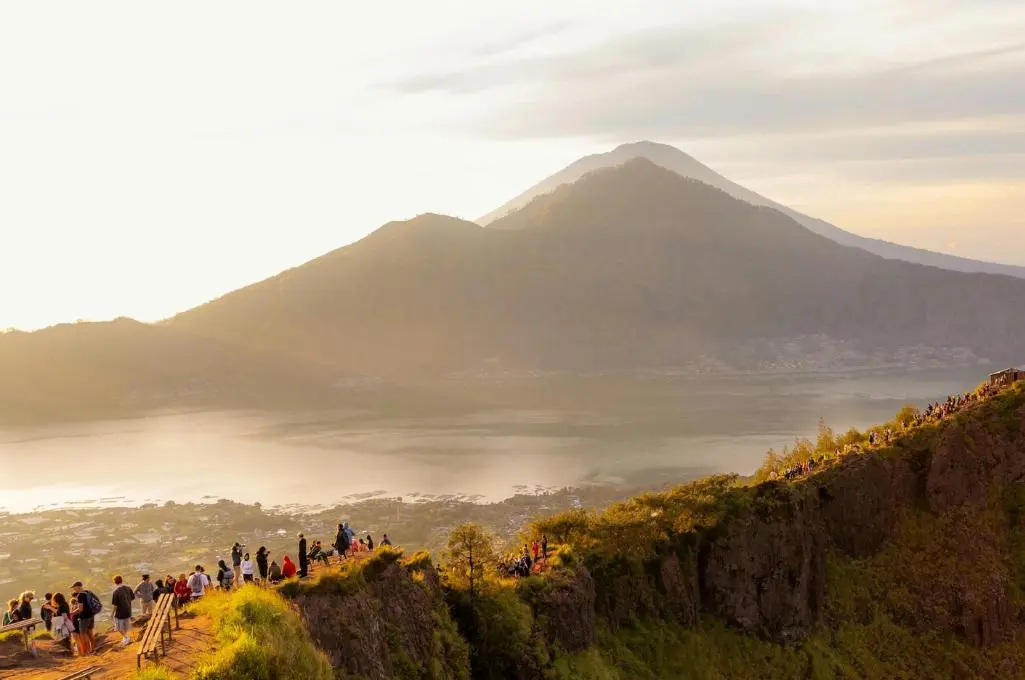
{"left": 288, "top": 552, "right": 470, "bottom": 680}
{"left": 284, "top": 383, "right": 1025, "bottom": 680}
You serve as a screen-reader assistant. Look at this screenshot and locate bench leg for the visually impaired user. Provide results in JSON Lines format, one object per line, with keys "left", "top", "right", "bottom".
{"left": 166, "top": 613, "right": 173, "bottom": 641}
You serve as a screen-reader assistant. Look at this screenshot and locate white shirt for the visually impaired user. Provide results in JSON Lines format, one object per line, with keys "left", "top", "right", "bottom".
{"left": 241, "top": 560, "right": 254, "bottom": 576}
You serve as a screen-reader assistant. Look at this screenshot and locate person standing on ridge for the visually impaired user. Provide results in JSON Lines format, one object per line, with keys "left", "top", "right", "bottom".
{"left": 40, "top": 592, "right": 55, "bottom": 632}
{"left": 70, "top": 581, "right": 97, "bottom": 656}
{"left": 111, "top": 575, "right": 135, "bottom": 647}
{"left": 241, "top": 552, "right": 255, "bottom": 583}
{"left": 334, "top": 523, "right": 348, "bottom": 562}
{"left": 256, "top": 546, "right": 269, "bottom": 583}
{"left": 134, "top": 574, "right": 155, "bottom": 618}
{"left": 297, "top": 533, "right": 308, "bottom": 578}
{"left": 231, "top": 542, "right": 243, "bottom": 586}
{"left": 187, "top": 566, "right": 206, "bottom": 599}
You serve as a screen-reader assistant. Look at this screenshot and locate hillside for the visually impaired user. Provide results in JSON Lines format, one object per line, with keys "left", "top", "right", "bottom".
{"left": 111, "top": 378, "right": 1025, "bottom": 680}
{"left": 171, "top": 159, "right": 1025, "bottom": 378}
{"left": 0, "top": 318, "right": 341, "bottom": 425}
{"left": 479, "top": 141, "right": 1025, "bottom": 279}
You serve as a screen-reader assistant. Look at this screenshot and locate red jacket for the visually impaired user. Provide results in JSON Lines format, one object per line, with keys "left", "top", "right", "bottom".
{"left": 282, "top": 557, "right": 297, "bottom": 578}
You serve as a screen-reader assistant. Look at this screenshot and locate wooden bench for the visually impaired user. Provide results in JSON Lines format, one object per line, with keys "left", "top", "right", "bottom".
{"left": 59, "top": 666, "right": 103, "bottom": 679}
{"left": 136, "top": 592, "right": 179, "bottom": 669}
{"left": 0, "top": 616, "right": 43, "bottom": 654}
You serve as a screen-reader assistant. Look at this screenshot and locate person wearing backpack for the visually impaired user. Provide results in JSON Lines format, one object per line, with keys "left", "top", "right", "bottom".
{"left": 70, "top": 581, "right": 100, "bottom": 656}
{"left": 217, "top": 560, "right": 234, "bottom": 591}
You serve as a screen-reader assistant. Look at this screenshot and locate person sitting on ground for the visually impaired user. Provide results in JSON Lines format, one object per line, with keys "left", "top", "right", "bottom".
{"left": 310, "top": 541, "right": 332, "bottom": 566}
{"left": 111, "top": 575, "right": 135, "bottom": 647}
{"left": 281, "top": 555, "right": 297, "bottom": 579}
{"left": 269, "top": 560, "right": 283, "bottom": 583}
{"left": 359, "top": 537, "right": 369, "bottom": 552}
{"left": 135, "top": 574, "right": 155, "bottom": 617}
{"left": 152, "top": 579, "right": 166, "bottom": 599}
{"left": 381, "top": 534, "right": 392, "bottom": 546}
{"left": 40, "top": 592, "right": 55, "bottom": 632}
{"left": 217, "top": 560, "right": 235, "bottom": 590}
{"left": 2, "top": 599, "right": 20, "bottom": 625}
{"left": 174, "top": 574, "right": 191, "bottom": 607}
{"left": 242, "top": 553, "right": 255, "bottom": 583}
{"left": 366, "top": 534, "right": 374, "bottom": 551}
{"left": 256, "top": 547, "right": 270, "bottom": 582}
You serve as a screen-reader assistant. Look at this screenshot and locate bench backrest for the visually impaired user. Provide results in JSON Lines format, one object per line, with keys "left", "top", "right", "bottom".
{"left": 139, "top": 593, "right": 175, "bottom": 656}
{"left": 0, "top": 617, "right": 43, "bottom": 633}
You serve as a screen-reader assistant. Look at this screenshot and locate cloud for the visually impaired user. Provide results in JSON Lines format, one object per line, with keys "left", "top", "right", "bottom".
{"left": 393, "top": 3, "right": 1025, "bottom": 183}
{"left": 469, "top": 20, "right": 573, "bottom": 58}
{"left": 473, "top": 40, "right": 1025, "bottom": 141}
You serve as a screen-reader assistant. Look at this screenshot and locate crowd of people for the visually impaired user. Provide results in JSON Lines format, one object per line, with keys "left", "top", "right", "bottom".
{"left": 500, "top": 536, "right": 549, "bottom": 578}
{"left": 769, "top": 379, "right": 1012, "bottom": 484}
{"left": 1, "top": 521, "right": 394, "bottom": 658}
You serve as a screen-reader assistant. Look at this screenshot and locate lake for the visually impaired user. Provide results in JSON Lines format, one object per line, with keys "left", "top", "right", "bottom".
{"left": 0, "top": 367, "right": 989, "bottom": 513}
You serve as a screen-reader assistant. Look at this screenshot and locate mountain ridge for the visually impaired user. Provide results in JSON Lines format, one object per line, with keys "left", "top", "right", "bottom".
{"left": 6, "top": 159, "right": 1025, "bottom": 424}
{"left": 479, "top": 141, "right": 1025, "bottom": 279}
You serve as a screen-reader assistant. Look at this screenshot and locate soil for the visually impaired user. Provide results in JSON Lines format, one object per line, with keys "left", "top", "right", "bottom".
{"left": 0, "top": 610, "right": 215, "bottom": 680}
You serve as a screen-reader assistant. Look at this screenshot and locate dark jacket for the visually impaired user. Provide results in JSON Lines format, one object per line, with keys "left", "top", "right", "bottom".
{"left": 256, "top": 549, "right": 269, "bottom": 577}
{"left": 298, "top": 538, "right": 308, "bottom": 563}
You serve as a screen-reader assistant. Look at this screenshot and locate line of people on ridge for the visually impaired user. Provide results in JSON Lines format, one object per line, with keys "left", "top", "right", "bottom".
{"left": 768, "top": 380, "right": 1009, "bottom": 484}
{"left": 3, "top": 523, "right": 394, "bottom": 658}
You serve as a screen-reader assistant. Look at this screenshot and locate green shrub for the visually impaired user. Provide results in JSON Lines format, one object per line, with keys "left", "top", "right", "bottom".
{"left": 191, "top": 586, "right": 333, "bottom": 680}
{"left": 133, "top": 669, "right": 180, "bottom": 680}
{"left": 402, "top": 550, "right": 434, "bottom": 573}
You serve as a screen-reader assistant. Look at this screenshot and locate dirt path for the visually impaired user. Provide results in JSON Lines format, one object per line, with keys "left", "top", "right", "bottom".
{"left": 0, "top": 611, "right": 215, "bottom": 680}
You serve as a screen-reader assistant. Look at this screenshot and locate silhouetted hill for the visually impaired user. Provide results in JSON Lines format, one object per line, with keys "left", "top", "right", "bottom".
{"left": 480, "top": 141, "right": 1025, "bottom": 279}
{"left": 171, "top": 160, "right": 1025, "bottom": 378}
{"left": 0, "top": 318, "right": 337, "bottom": 425}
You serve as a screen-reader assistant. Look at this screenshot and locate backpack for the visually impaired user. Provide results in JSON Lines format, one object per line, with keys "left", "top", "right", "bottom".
{"left": 85, "top": 590, "right": 103, "bottom": 615}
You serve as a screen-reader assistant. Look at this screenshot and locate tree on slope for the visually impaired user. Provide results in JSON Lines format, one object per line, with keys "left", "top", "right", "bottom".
{"left": 446, "top": 523, "right": 497, "bottom": 600}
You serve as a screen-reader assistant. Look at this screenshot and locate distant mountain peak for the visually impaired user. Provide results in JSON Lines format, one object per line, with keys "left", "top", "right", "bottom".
{"left": 477, "top": 143, "right": 1025, "bottom": 280}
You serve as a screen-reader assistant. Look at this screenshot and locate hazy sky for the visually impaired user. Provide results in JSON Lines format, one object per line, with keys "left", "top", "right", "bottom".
{"left": 2, "top": 0, "right": 1023, "bottom": 330}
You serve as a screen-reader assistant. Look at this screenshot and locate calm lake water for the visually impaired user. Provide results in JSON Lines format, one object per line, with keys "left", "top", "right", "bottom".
{"left": 0, "top": 367, "right": 989, "bottom": 513}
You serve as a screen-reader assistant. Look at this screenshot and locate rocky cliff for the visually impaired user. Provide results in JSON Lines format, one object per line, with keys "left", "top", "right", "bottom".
{"left": 277, "top": 381, "right": 1025, "bottom": 679}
